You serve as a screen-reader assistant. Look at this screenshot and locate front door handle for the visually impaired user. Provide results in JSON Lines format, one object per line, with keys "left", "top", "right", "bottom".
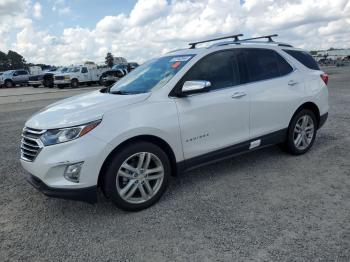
{"left": 288, "top": 80, "right": 298, "bottom": 86}
{"left": 231, "top": 92, "right": 247, "bottom": 99}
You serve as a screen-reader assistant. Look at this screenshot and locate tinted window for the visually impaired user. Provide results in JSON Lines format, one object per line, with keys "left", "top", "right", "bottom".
{"left": 283, "top": 50, "right": 320, "bottom": 70}
{"left": 275, "top": 53, "right": 293, "bottom": 76}
{"left": 81, "top": 67, "right": 88, "bottom": 73}
{"left": 181, "top": 51, "right": 239, "bottom": 91}
{"left": 244, "top": 49, "right": 280, "bottom": 82}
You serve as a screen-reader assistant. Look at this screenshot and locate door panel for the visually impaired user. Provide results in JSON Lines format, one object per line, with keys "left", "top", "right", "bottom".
{"left": 242, "top": 48, "right": 306, "bottom": 138}
{"left": 247, "top": 72, "right": 305, "bottom": 138}
{"left": 173, "top": 50, "right": 250, "bottom": 160}
{"left": 175, "top": 88, "right": 250, "bottom": 159}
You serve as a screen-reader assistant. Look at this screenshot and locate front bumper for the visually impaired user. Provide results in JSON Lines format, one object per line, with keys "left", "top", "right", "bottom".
{"left": 54, "top": 80, "right": 70, "bottom": 85}
{"left": 28, "top": 80, "right": 42, "bottom": 85}
{"left": 21, "top": 132, "right": 112, "bottom": 203}
{"left": 26, "top": 173, "right": 97, "bottom": 203}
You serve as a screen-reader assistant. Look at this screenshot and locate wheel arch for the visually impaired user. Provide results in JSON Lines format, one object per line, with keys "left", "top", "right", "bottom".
{"left": 291, "top": 102, "right": 321, "bottom": 128}
{"left": 97, "top": 134, "right": 178, "bottom": 188}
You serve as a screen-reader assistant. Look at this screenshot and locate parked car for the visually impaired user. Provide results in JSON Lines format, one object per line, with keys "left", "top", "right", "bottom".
{"left": 21, "top": 34, "right": 328, "bottom": 211}
{"left": 28, "top": 67, "right": 68, "bottom": 88}
{"left": 54, "top": 65, "right": 104, "bottom": 88}
{"left": 101, "top": 62, "right": 139, "bottom": 87}
{"left": 0, "top": 69, "right": 29, "bottom": 88}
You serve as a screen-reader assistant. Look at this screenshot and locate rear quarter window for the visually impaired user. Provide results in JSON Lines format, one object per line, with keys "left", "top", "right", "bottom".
{"left": 283, "top": 50, "right": 320, "bottom": 70}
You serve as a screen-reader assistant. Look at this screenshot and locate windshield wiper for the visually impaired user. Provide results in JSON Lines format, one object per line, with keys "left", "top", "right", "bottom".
{"left": 110, "top": 89, "right": 147, "bottom": 95}
{"left": 110, "top": 90, "right": 134, "bottom": 95}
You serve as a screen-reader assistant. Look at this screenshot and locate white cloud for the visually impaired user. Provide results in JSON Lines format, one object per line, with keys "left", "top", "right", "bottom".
{"left": 52, "top": 0, "right": 71, "bottom": 16}
{"left": 1, "top": 0, "right": 350, "bottom": 65}
{"left": 33, "top": 2, "right": 42, "bottom": 19}
{"left": 129, "top": 0, "right": 169, "bottom": 26}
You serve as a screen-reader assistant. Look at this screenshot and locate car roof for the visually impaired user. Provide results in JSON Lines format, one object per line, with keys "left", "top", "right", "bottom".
{"left": 166, "top": 34, "right": 306, "bottom": 57}
{"left": 166, "top": 44, "right": 305, "bottom": 59}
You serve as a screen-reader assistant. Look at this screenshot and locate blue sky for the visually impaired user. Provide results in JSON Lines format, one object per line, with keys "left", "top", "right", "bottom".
{"left": 0, "top": 0, "right": 349, "bottom": 65}
{"left": 36, "top": 0, "right": 137, "bottom": 33}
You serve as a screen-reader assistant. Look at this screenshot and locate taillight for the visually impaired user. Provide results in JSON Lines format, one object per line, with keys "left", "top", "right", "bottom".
{"left": 320, "top": 73, "right": 329, "bottom": 85}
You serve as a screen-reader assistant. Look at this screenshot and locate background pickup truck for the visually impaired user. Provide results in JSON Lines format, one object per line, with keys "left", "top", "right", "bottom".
{"left": 54, "top": 65, "right": 104, "bottom": 88}
{"left": 0, "top": 70, "right": 29, "bottom": 88}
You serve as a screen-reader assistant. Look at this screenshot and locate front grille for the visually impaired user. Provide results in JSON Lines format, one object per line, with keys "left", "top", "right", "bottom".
{"left": 21, "top": 127, "right": 45, "bottom": 162}
{"left": 54, "top": 75, "right": 64, "bottom": 80}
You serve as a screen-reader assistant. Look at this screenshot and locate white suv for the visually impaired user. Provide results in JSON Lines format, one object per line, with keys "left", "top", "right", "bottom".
{"left": 20, "top": 34, "right": 329, "bottom": 211}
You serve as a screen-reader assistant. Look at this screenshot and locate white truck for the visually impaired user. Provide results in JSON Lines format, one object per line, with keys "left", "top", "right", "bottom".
{"left": 54, "top": 65, "right": 105, "bottom": 88}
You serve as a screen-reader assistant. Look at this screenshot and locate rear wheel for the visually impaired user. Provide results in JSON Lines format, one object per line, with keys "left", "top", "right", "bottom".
{"left": 103, "top": 142, "right": 170, "bottom": 211}
{"left": 43, "top": 78, "right": 53, "bottom": 88}
{"left": 284, "top": 109, "right": 317, "bottom": 155}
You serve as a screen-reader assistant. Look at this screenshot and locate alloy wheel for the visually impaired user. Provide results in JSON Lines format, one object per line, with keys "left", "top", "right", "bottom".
{"left": 293, "top": 115, "right": 315, "bottom": 150}
{"left": 116, "top": 152, "right": 164, "bottom": 204}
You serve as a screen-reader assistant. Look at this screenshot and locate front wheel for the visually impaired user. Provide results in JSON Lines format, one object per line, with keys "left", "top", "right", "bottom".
{"left": 103, "top": 142, "right": 170, "bottom": 211}
{"left": 70, "top": 79, "right": 79, "bottom": 88}
{"left": 5, "top": 80, "right": 13, "bottom": 88}
{"left": 284, "top": 109, "right": 317, "bottom": 155}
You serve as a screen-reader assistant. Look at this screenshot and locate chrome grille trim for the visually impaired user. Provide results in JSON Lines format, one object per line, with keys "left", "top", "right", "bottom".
{"left": 21, "top": 127, "right": 45, "bottom": 162}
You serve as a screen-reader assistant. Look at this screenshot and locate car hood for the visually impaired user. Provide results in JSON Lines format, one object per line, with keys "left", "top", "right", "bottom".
{"left": 26, "top": 90, "right": 151, "bottom": 129}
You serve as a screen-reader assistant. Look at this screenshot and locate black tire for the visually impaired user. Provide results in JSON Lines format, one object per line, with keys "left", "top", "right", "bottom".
{"left": 284, "top": 109, "right": 317, "bottom": 155}
{"left": 99, "top": 77, "right": 104, "bottom": 86}
{"left": 70, "top": 79, "right": 79, "bottom": 88}
{"left": 5, "top": 80, "right": 13, "bottom": 88}
{"left": 103, "top": 141, "right": 171, "bottom": 211}
{"left": 43, "top": 78, "right": 53, "bottom": 88}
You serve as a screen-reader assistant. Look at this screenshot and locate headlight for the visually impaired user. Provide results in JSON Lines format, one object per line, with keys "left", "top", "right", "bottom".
{"left": 64, "top": 75, "right": 70, "bottom": 80}
{"left": 40, "top": 120, "right": 101, "bottom": 146}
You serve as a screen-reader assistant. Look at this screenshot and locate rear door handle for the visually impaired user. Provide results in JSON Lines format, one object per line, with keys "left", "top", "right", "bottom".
{"left": 231, "top": 92, "right": 247, "bottom": 99}
{"left": 288, "top": 80, "right": 298, "bottom": 86}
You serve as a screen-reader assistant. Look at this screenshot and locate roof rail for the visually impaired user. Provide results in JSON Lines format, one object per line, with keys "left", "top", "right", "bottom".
{"left": 189, "top": 34, "right": 243, "bottom": 49}
{"left": 241, "top": 34, "right": 278, "bottom": 42}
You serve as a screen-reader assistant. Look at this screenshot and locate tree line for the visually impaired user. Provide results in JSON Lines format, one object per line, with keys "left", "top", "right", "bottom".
{"left": 0, "top": 50, "right": 54, "bottom": 72}
{"left": 0, "top": 50, "right": 27, "bottom": 71}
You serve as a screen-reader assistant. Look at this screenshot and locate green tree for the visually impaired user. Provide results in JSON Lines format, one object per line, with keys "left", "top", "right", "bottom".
{"left": 0, "top": 51, "right": 8, "bottom": 71}
{"left": 105, "top": 52, "right": 114, "bottom": 68}
{"left": 7, "top": 50, "right": 26, "bottom": 69}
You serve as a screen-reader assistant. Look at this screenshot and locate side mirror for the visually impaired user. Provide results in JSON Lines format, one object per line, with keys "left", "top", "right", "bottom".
{"left": 180, "top": 80, "right": 211, "bottom": 96}
{"left": 13, "top": 72, "right": 18, "bottom": 76}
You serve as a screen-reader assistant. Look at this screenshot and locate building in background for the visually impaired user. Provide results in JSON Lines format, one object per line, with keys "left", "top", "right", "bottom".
{"left": 312, "top": 49, "right": 350, "bottom": 61}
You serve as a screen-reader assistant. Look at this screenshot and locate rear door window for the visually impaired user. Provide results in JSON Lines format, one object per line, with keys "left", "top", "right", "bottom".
{"left": 283, "top": 49, "right": 320, "bottom": 70}
{"left": 243, "top": 48, "right": 280, "bottom": 82}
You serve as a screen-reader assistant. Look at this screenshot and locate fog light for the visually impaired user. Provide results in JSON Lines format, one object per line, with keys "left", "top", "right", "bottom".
{"left": 64, "top": 162, "right": 83, "bottom": 183}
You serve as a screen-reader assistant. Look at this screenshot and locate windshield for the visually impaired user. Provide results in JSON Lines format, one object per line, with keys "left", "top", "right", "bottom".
{"left": 61, "top": 67, "right": 69, "bottom": 73}
{"left": 112, "top": 64, "right": 127, "bottom": 70}
{"left": 67, "top": 67, "right": 80, "bottom": 73}
{"left": 109, "top": 55, "right": 194, "bottom": 94}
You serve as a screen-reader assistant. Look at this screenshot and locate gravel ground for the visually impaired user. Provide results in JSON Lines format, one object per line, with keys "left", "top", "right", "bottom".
{"left": 0, "top": 67, "right": 349, "bottom": 262}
